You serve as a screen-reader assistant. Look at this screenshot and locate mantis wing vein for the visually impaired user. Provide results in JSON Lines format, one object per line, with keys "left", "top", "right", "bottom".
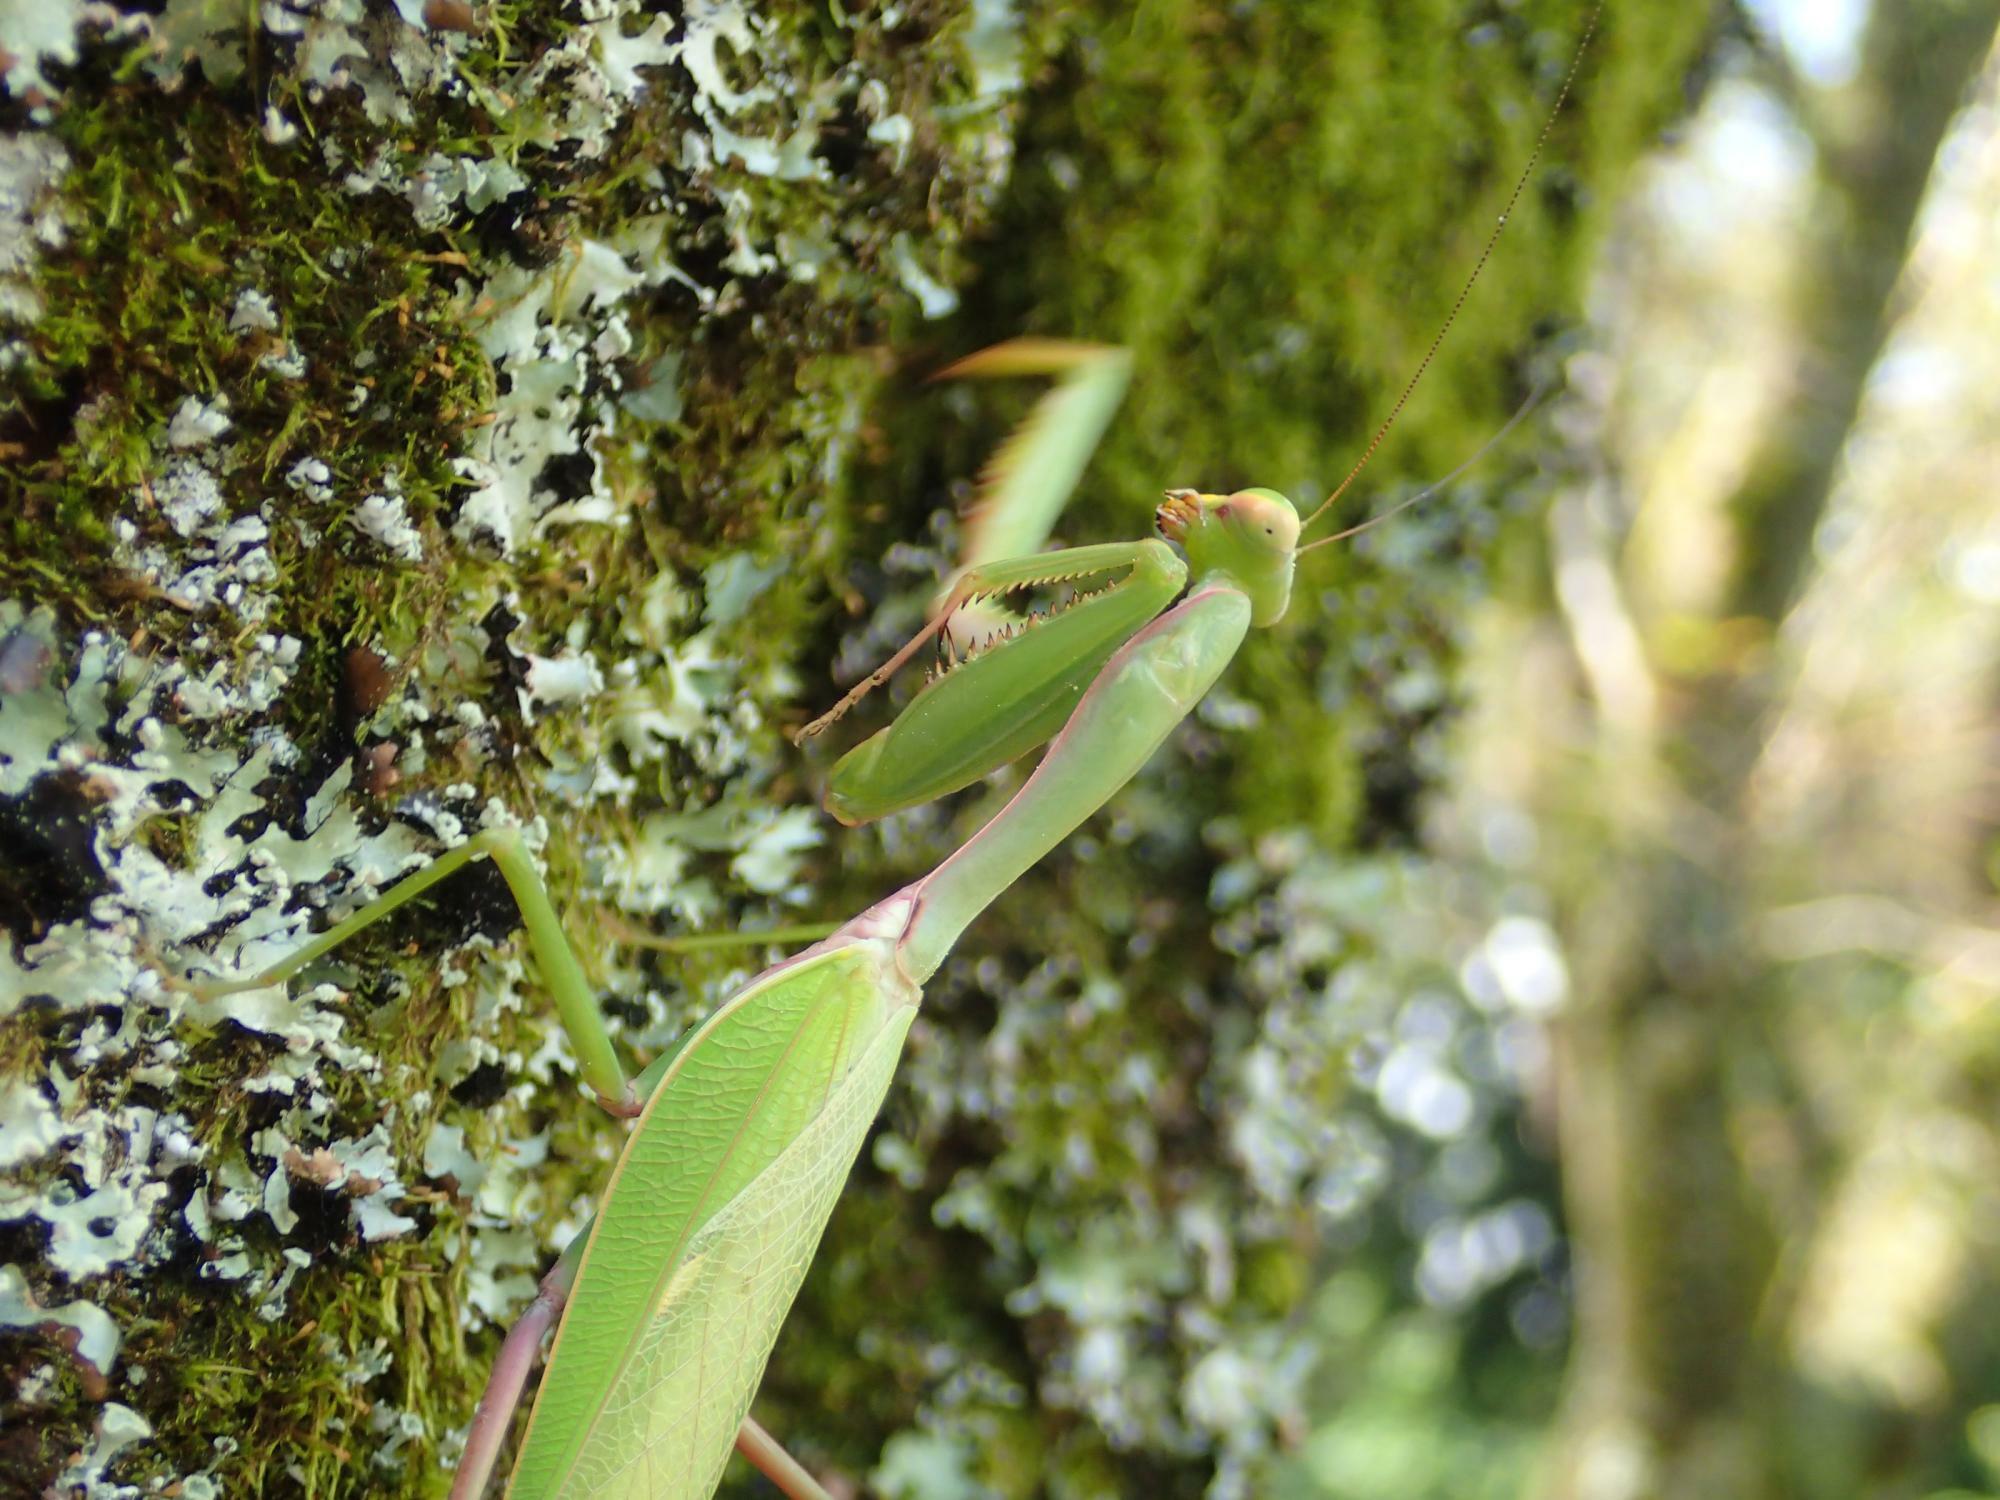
{"left": 507, "top": 942, "right": 916, "bottom": 1499}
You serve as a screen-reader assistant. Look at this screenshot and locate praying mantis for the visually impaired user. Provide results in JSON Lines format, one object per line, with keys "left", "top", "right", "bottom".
{"left": 175, "top": 9, "right": 1601, "bottom": 1498}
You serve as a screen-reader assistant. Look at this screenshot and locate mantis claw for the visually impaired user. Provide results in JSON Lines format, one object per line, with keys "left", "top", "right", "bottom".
{"left": 595, "top": 1085, "right": 646, "bottom": 1120}
{"left": 1156, "top": 489, "right": 1203, "bottom": 541}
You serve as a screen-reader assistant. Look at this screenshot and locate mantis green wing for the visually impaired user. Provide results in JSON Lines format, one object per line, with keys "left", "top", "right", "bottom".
{"left": 507, "top": 935, "right": 917, "bottom": 1499}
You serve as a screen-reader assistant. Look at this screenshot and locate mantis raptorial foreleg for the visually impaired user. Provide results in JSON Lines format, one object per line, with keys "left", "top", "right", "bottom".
{"left": 936, "top": 340, "right": 1134, "bottom": 578}
{"left": 796, "top": 537, "right": 1189, "bottom": 823}
{"left": 795, "top": 537, "right": 1178, "bottom": 741}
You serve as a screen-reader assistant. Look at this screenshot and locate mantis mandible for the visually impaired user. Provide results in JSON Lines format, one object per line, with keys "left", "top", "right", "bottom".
{"left": 178, "top": 7, "right": 1599, "bottom": 1497}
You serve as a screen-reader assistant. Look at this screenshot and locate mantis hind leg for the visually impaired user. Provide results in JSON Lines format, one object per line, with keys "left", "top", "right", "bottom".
{"left": 175, "top": 826, "right": 633, "bottom": 1112}
{"left": 449, "top": 1256, "right": 572, "bottom": 1500}
{"left": 735, "top": 1416, "right": 837, "bottom": 1500}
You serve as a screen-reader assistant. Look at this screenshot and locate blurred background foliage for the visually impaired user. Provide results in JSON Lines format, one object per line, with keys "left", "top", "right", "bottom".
{"left": 1472, "top": 3, "right": 2000, "bottom": 1497}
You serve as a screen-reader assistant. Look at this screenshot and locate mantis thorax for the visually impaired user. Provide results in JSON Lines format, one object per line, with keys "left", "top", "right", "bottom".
{"left": 1157, "top": 486, "right": 1299, "bottom": 627}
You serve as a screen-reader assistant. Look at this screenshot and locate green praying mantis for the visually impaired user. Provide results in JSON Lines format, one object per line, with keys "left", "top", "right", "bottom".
{"left": 177, "top": 9, "right": 1600, "bottom": 1498}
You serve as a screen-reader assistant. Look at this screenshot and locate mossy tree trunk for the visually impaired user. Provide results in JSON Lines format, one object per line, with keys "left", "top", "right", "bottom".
{"left": 2, "top": 4, "right": 1704, "bottom": 1497}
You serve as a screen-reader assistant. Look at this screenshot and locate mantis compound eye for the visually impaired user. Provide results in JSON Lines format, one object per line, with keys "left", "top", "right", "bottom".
{"left": 1223, "top": 489, "right": 1301, "bottom": 553}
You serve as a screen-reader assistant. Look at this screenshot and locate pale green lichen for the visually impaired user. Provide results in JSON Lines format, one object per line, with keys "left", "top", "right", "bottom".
{"left": 0, "top": 1260, "right": 120, "bottom": 1374}
{"left": 54, "top": 1398, "right": 153, "bottom": 1497}
{"left": 0, "top": 0, "right": 91, "bottom": 101}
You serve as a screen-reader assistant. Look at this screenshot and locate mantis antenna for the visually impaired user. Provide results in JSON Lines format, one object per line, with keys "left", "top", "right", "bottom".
{"left": 1299, "top": 0, "right": 1603, "bottom": 536}
{"left": 1296, "top": 379, "right": 1545, "bottom": 554}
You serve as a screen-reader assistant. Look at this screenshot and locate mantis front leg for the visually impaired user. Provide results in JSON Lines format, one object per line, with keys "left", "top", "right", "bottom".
{"left": 936, "top": 339, "right": 1133, "bottom": 578}
{"left": 795, "top": 538, "right": 1180, "bottom": 741}
{"left": 798, "top": 538, "right": 1188, "bottom": 824}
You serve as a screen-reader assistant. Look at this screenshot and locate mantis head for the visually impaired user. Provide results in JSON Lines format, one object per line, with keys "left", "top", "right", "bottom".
{"left": 1157, "top": 486, "right": 1299, "bottom": 626}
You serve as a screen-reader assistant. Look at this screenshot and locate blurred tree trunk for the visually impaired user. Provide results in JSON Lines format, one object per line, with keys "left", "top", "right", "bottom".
{"left": 1528, "top": 5, "right": 2000, "bottom": 1499}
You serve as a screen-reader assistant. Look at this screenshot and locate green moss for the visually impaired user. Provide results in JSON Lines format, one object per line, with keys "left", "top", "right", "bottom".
{"left": 6, "top": 88, "right": 477, "bottom": 659}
